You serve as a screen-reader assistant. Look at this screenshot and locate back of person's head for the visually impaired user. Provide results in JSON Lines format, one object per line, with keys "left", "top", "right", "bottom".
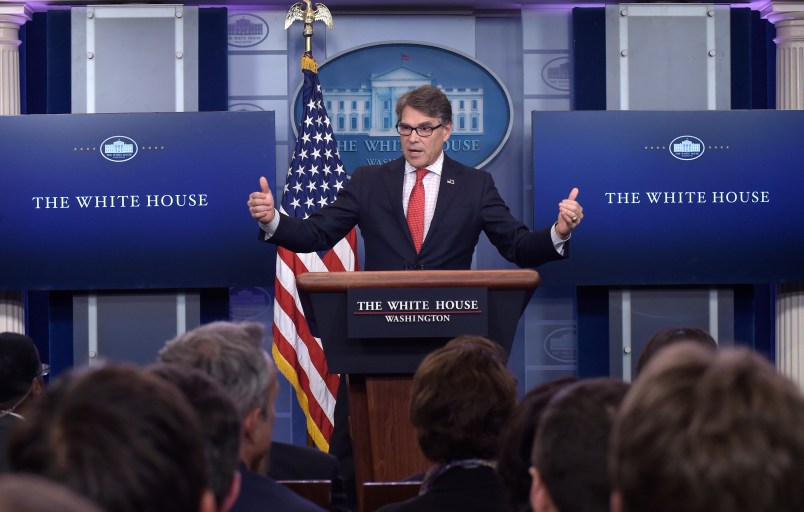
{"left": 530, "top": 378, "right": 629, "bottom": 512}
{"left": 8, "top": 364, "right": 213, "bottom": 512}
{"left": 497, "top": 377, "right": 578, "bottom": 512}
{"left": 157, "top": 321, "right": 275, "bottom": 420}
{"left": 611, "top": 343, "right": 804, "bottom": 512}
{"left": 0, "top": 332, "right": 42, "bottom": 409}
{"left": 0, "top": 474, "right": 105, "bottom": 512}
{"left": 635, "top": 325, "right": 716, "bottom": 377}
{"left": 411, "top": 335, "right": 516, "bottom": 463}
{"left": 149, "top": 363, "right": 242, "bottom": 511}
{"left": 395, "top": 85, "right": 452, "bottom": 126}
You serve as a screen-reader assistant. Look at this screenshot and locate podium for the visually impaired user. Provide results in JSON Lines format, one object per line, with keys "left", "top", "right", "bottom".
{"left": 296, "top": 269, "right": 540, "bottom": 507}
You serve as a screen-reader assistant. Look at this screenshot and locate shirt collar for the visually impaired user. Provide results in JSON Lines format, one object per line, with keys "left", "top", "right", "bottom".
{"left": 405, "top": 152, "right": 444, "bottom": 176}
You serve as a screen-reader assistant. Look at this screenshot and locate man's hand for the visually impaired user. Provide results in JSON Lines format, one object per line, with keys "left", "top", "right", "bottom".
{"left": 555, "top": 187, "right": 583, "bottom": 239}
{"left": 248, "top": 176, "right": 275, "bottom": 225}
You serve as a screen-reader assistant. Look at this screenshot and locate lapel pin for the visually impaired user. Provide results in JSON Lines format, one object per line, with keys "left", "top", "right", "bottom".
{"left": 447, "top": 179, "right": 455, "bottom": 184}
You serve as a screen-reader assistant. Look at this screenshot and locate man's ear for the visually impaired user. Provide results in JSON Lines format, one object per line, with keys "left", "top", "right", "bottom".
{"left": 198, "top": 489, "right": 217, "bottom": 512}
{"left": 31, "top": 376, "right": 44, "bottom": 397}
{"left": 611, "top": 490, "right": 623, "bottom": 512}
{"left": 529, "top": 467, "right": 557, "bottom": 512}
{"left": 220, "top": 471, "right": 242, "bottom": 512}
{"left": 242, "top": 407, "right": 263, "bottom": 443}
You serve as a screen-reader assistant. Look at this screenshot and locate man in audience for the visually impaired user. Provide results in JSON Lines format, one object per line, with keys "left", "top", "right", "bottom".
{"left": 0, "top": 332, "right": 45, "bottom": 473}
{"left": 611, "top": 343, "right": 804, "bottom": 512}
{"left": 529, "top": 378, "right": 629, "bottom": 512}
{"left": 634, "top": 325, "right": 716, "bottom": 377}
{"left": 8, "top": 364, "right": 215, "bottom": 512}
{"left": 149, "top": 363, "right": 243, "bottom": 512}
{"left": 158, "top": 321, "right": 326, "bottom": 512}
{"left": 377, "top": 335, "right": 516, "bottom": 512}
{"left": 497, "top": 377, "right": 577, "bottom": 512}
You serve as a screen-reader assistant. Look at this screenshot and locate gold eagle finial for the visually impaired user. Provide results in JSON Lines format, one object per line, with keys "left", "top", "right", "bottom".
{"left": 285, "top": 1, "right": 333, "bottom": 53}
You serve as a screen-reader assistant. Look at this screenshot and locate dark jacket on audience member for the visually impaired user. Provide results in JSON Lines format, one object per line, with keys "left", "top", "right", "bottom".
{"left": 232, "top": 463, "right": 327, "bottom": 512}
{"left": 267, "top": 441, "right": 351, "bottom": 512}
{"left": 375, "top": 466, "right": 508, "bottom": 512}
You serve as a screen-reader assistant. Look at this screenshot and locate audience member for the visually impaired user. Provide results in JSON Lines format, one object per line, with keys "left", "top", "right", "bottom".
{"left": 529, "top": 378, "right": 629, "bottom": 512}
{"left": 634, "top": 325, "right": 716, "bottom": 377}
{"left": 611, "top": 343, "right": 804, "bottom": 512}
{"left": 158, "top": 321, "right": 326, "bottom": 512}
{"left": 8, "top": 364, "right": 214, "bottom": 512}
{"left": 497, "top": 377, "right": 577, "bottom": 512}
{"left": 377, "top": 335, "right": 517, "bottom": 512}
{"left": 149, "top": 363, "right": 243, "bottom": 512}
{"left": 0, "top": 332, "right": 45, "bottom": 473}
{"left": 0, "top": 474, "right": 105, "bottom": 512}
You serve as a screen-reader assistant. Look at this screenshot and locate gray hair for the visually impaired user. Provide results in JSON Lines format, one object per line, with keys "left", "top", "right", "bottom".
{"left": 157, "top": 321, "right": 275, "bottom": 420}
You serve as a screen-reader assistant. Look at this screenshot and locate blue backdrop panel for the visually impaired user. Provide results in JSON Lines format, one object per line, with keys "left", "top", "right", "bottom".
{"left": 1, "top": 111, "right": 276, "bottom": 290}
{"left": 533, "top": 110, "right": 802, "bottom": 286}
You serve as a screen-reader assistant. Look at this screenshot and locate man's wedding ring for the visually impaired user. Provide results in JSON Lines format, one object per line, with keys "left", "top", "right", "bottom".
{"left": 571, "top": 215, "right": 579, "bottom": 222}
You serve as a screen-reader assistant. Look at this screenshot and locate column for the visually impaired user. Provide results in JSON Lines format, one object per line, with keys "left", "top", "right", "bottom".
{"left": 0, "top": 4, "right": 30, "bottom": 334}
{"left": 762, "top": 2, "right": 804, "bottom": 387}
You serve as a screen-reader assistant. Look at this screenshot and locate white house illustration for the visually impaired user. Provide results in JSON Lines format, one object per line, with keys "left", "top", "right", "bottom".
{"left": 323, "top": 66, "right": 484, "bottom": 136}
{"left": 673, "top": 139, "right": 701, "bottom": 153}
{"left": 104, "top": 139, "right": 134, "bottom": 155}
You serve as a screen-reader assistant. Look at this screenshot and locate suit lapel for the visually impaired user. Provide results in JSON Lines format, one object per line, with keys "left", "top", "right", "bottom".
{"left": 383, "top": 158, "right": 413, "bottom": 244}
{"left": 424, "top": 156, "right": 463, "bottom": 250}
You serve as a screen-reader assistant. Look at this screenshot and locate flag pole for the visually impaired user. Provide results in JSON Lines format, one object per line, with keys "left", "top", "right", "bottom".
{"left": 274, "top": 0, "right": 358, "bottom": 453}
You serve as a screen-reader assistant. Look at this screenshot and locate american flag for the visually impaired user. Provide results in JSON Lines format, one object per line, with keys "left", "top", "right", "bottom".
{"left": 272, "top": 54, "right": 359, "bottom": 451}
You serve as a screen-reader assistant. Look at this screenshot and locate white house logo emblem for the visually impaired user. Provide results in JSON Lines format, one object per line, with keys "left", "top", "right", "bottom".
{"left": 100, "top": 136, "right": 137, "bottom": 163}
{"left": 669, "top": 135, "right": 705, "bottom": 161}
{"left": 542, "top": 57, "right": 570, "bottom": 92}
{"left": 292, "top": 43, "right": 513, "bottom": 170}
{"left": 227, "top": 14, "right": 269, "bottom": 48}
{"left": 543, "top": 327, "right": 577, "bottom": 363}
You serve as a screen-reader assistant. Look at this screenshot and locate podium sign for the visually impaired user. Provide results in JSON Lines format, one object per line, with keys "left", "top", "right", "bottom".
{"left": 347, "top": 287, "right": 487, "bottom": 338}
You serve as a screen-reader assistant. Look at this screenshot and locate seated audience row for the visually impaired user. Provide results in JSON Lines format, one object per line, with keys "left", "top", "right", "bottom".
{"left": 3, "top": 325, "right": 804, "bottom": 512}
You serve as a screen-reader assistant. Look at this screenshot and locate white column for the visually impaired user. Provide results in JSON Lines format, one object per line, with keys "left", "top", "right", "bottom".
{"left": 0, "top": 4, "right": 30, "bottom": 334}
{"left": 762, "top": 2, "right": 804, "bottom": 387}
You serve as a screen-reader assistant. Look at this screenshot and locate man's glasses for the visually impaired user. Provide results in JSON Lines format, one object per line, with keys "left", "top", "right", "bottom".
{"left": 396, "top": 123, "right": 444, "bottom": 137}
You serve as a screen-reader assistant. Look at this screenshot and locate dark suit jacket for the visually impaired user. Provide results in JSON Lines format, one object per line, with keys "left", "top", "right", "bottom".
{"left": 231, "top": 463, "right": 327, "bottom": 512}
{"left": 266, "top": 155, "right": 565, "bottom": 270}
{"left": 375, "top": 466, "right": 509, "bottom": 512}
{"left": 267, "top": 441, "right": 351, "bottom": 512}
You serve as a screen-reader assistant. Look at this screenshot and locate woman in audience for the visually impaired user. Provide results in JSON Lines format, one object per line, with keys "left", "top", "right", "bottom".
{"left": 377, "top": 335, "right": 517, "bottom": 512}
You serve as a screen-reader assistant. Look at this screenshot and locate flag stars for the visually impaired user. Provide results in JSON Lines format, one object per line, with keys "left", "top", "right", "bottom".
{"left": 317, "top": 197, "right": 329, "bottom": 208}
{"left": 304, "top": 116, "right": 314, "bottom": 128}
{"left": 309, "top": 164, "right": 319, "bottom": 176}
{"left": 307, "top": 99, "right": 317, "bottom": 111}
{"left": 334, "top": 180, "right": 344, "bottom": 191}
{"left": 305, "top": 197, "right": 315, "bottom": 208}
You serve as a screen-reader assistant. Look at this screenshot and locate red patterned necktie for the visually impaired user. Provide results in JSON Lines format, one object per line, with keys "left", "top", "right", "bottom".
{"left": 407, "top": 168, "right": 428, "bottom": 253}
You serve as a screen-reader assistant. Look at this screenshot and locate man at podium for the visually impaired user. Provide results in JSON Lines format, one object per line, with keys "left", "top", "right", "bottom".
{"left": 248, "top": 85, "right": 583, "bottom": 270}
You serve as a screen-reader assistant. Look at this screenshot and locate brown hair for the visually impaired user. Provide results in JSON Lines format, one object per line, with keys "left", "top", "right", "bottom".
{"left": 9, "top": 365, "right": 208, "bottom": 512}
{"left": 611, "top": 343, "right": 804, "bottom": 512}
{"left": 395, "top": 85, "right": 452, "bottom": 126}
{"left": 410, "top": 336, "right": 516, "bottom": 463}
{"left": 635, "top": 326, "right": 717, "bottom": 377}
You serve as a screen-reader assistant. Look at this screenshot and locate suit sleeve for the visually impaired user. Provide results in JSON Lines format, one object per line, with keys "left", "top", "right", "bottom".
{"left": 263, "top": 168, "right": 364, "bottom": 253}
{"left": 478, "top": 171, "right": 566, "bottom": 268}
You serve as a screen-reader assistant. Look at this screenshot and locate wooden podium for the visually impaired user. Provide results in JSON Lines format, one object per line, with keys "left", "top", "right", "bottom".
{"left": 296, "top": 269, "right": 540, "bottom": 508}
